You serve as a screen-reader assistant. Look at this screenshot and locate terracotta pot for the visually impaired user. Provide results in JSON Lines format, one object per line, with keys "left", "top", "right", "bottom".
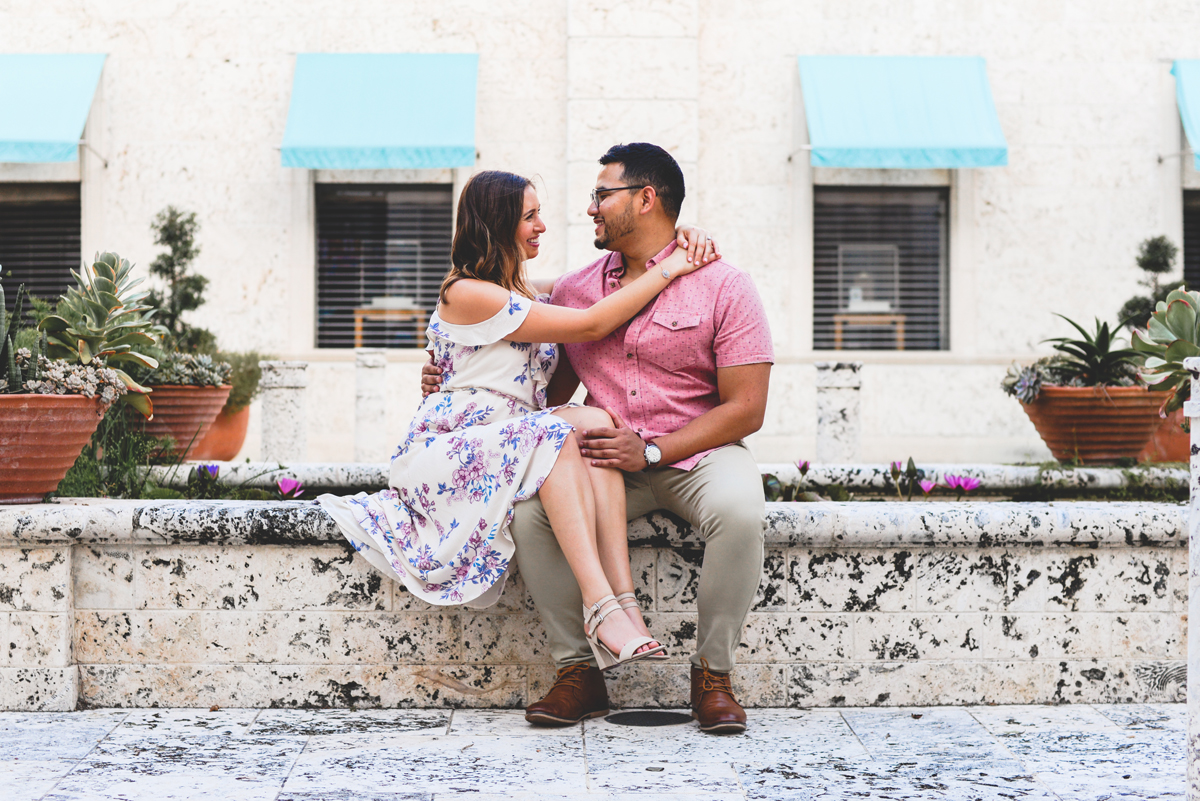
{"left": 1138, "top": 407, "right": 1189, "bottom": 463}
{"left": 1020, "top": 386, "right": 1163, "bottom": 465}
{"left": 190, "top": 404, "right": 251, "bottom": 461}
{"left": 0, "top": 395, "right": 104, "bottom": 504}
{"left": 133, "top": 385, "right": 232, "bottom": 461}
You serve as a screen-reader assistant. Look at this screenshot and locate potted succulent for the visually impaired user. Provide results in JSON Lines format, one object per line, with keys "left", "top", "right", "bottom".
{"left": 190, "top": 350, "right": 268, "bottom": 461}
{"left": 1117, "top": 237, "right": 1189, "bottom": 462}
{"left": 1, "top": 254, "right": 155, "bottom": 503}
{"left": 1003, "top": 315, "right": 1160, "bottom": 464}
{"left": 1131, "top": 288, "right": 1200, "bottom": 442}
{"left": 128, "top": 206, "right": 233, "bottom": 460}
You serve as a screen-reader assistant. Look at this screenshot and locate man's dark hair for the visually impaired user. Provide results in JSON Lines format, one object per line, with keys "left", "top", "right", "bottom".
{"left": 598, "top": 143, "right": 685, "bottom": 221}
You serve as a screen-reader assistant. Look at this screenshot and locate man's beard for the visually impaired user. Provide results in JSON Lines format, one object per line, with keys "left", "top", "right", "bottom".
{"left": 593, "top": 205, "right": 636, "bottom": 250}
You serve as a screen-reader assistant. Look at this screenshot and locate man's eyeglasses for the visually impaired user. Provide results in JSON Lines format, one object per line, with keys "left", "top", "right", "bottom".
{"left": 590, "top": 185, "right": 647, "bottom": 206}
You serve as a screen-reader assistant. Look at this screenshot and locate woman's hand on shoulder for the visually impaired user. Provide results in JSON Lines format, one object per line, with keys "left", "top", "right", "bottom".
{"left": 674, "top": 224, "right": 721, "bottom": 266}
{"left": 438, "top": 279, "right": 511, "bottom": 325}
{"left": 660, "top": 246, "right": 705, "bottom": 279}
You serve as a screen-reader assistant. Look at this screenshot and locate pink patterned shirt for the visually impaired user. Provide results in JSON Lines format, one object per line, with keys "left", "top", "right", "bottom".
{"left": 550, "top": 241, "right": 774, "bottom": 470}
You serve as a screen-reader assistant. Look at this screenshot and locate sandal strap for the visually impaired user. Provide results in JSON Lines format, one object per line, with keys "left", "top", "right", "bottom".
{"left": 617, "top": 636, "right": 662, "bottom": 662}
{"left": 584, "top": 594, "right": 620, "bottom": 636}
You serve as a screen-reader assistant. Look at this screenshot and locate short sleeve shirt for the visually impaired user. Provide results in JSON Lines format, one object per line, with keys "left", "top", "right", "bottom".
{"left": 550, "top": 241, "right": 774, "bottom": 470}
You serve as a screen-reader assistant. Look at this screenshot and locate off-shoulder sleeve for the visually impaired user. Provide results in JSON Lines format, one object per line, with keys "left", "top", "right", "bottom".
{"left": 428, "top": 292, "right": 533, "bottom": 346}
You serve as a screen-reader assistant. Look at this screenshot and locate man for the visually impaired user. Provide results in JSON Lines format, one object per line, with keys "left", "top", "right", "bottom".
{"left": 424, "top": 143, "right": 772, "bottom": 733}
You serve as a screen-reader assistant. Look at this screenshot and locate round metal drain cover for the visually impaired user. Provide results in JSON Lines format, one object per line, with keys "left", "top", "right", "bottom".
{"left": 604, "top": 711, "right": 693, "bottom": 727}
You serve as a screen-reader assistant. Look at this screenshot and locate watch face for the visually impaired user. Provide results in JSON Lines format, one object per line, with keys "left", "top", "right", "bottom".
{"left": 645, "top": 444, "right": 661, "bottom": 464}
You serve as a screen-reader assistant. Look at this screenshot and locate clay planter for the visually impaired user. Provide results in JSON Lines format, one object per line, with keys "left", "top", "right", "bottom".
{"left": 0, "top": 395, "right": 104, "bottom": 504}
{"left": 190, "top": 404, "right": 250, "bottom": 461}
{"left": 1138, "top": 407, "right": 1189, "bottom": 463}
{"left": 1020, "top": 386, "right": 1163, "bottom": 465}
{"left": 134, "top": 385, "right": 232, "bottom": 461}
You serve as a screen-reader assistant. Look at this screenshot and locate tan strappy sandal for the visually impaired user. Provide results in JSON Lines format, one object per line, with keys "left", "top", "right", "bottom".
{"left": 616, "top": 592, "right": 668, "bottom": 661}
{"left": 583, "top": 594, "right": 667, "bottom": 671}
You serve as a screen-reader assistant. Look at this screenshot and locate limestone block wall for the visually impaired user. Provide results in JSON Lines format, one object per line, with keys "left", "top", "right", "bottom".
{"left": 0, "top": 500, "right": 1186, "bottom": 712}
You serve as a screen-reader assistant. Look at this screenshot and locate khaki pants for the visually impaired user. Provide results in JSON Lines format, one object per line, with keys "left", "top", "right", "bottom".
{"left": 510, "top": 442, "right": 765, "bottom": 673}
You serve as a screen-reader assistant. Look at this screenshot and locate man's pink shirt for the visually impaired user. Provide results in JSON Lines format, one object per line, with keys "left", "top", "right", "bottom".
{"left": 550, "top": 241, "right": 774, "bottom": 471}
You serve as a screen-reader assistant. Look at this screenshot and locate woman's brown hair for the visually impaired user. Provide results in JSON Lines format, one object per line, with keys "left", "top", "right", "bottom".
{"left": 440, "top": 170, "right": 536, "bottom": 304}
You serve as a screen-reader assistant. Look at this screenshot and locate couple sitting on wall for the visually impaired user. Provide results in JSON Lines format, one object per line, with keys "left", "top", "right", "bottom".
{"left": 318, "top": 143, "right": 774, "bottom": 734}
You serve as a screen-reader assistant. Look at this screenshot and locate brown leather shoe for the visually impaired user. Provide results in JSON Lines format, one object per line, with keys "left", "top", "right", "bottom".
{"left": 525, "top": 663, "right": 609, "bottom": 726}
{"left": 691, "top": 659, "right": 746, "bottom": 734}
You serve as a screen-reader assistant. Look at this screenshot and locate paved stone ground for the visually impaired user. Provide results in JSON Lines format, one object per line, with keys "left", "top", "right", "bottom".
{"left": 0, "top": 704, "right": 1185, "bottom": 800}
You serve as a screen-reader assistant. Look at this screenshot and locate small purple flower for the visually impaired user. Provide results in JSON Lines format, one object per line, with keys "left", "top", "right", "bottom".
{"left": 197, "top": 464, "right": 219, "bottom": 480}
{"left": 919, "top": 479, "right": 937, "bottom": 495}
{"left": 797, "top": 460, "right": 810, "bottom": 477}
{"left": 277, "top": 477, "right": 305, "bottom": 499}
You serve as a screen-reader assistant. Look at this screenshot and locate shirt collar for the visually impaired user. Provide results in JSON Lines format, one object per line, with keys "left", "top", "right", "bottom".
{"left": 601, "top": 240, "right": 680, "bottom": 278}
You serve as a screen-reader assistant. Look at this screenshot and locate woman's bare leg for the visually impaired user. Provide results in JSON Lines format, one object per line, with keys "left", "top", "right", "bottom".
{"left": 550, "top": 407, "right": 656, "bottom": 642}
{"left": 537, "top": 429, "right": 654, "bottom": 656}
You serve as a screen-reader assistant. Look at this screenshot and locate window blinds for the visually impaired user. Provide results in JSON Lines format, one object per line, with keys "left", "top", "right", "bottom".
{"left": 813, "top": 188, "right": 948, "bottom": 351}
{"left": 0, "top": 183, "right": 81, "bottom": 313}
{"left": 315, "top": 184, "right": 453, "bottom": 349}
{"left": 1184, "top": 191, "right": 1200, "bottom": 291}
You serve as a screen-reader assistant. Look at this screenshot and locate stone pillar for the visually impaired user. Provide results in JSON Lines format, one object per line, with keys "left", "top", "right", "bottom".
{"left": 1185, "top": 356, "right": 1200, "bottom": 801}
{"left": 259, "top": 361, "right": 308, "bottom": 463}
{"left": 354, "top": 349, "right": 389, "bottom": 463}
{"left": 815, "top": 361, "right": 862, "bottom": 464}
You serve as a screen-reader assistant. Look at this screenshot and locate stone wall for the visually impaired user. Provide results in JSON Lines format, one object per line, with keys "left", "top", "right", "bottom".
{"left": 0, "top": 500, "right": 1185, "bottom": 711}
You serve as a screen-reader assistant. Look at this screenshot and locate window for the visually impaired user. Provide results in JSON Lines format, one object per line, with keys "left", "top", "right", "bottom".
{"left": 0, "top": 183, "right": 81, "bottom": 312}
{"left": 315, "top": 184, "right": 453, "bottom": 349}
{"left": 813, "top": 188, "right": 948, "bottom": 351}
{"left": 1185, "top": 191, "right": 1200, "bottom": 291}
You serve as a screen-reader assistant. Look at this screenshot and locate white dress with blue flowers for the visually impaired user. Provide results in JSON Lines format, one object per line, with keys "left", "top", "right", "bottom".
{"left": 318, "top": 292, "right": 574, "bottom": 608}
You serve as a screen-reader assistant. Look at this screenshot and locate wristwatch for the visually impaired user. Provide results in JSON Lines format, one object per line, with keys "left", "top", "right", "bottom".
{"left": 643, "top": 441, "right": 662, "bottom": 469}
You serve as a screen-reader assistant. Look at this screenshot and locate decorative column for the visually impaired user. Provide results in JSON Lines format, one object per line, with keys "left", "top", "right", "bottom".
{"left": 259, "top": 361, "right": 308, "bottom": 462}
{"left": 815, "top": 361, "right": 862, "bottom": 464}
{"left": 354, "top": 349, "right": 389, "bottom": 462}
{"left": 1185, "top": 356, "right": 1200, "bottom": 801}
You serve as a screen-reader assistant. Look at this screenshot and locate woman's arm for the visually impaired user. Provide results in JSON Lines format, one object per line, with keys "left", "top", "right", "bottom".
{"left": 439, "top": 248, "right": 697, "bottom": 344}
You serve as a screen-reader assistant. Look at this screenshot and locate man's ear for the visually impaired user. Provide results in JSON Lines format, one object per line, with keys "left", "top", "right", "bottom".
{"left": 636, "top": 185, "right": 659, "bottom": 216}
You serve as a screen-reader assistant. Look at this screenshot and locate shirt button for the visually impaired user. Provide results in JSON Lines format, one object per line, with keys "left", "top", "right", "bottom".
{"left": 671, "top": 321, "right": 678, "bottom": 327}
{"left": 630, "top": 390, "right": 637, "bottom": 396}
{"left": 626, "top": 353, "right": 633, "bottom": 359}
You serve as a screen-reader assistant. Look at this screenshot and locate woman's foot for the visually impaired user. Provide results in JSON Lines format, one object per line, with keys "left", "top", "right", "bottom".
{"left": 583, "top": 596, "right": 666, "bottom": 669}
{"left": 615, "top": 592, "right": 667, "bottom": 659}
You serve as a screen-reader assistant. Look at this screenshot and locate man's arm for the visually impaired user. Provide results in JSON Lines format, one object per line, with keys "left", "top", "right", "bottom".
{"left": 579, "top": 362, "right": 771, "bottom": 470}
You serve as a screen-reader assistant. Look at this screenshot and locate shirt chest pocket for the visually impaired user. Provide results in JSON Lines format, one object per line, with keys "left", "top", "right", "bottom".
{"left": 641, "top": 311, "right": 707, "bottom": 372}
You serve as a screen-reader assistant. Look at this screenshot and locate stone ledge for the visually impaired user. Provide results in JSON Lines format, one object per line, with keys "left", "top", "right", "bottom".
{"left": 0, "top": 499, "right": 1184, "bottom": 548}
{"left": 144, "top": 461, "right": 1191, "bottom": 493}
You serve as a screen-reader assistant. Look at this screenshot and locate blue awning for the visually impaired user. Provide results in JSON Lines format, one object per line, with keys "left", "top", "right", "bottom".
{"left": 1172, "top": 60, "right": 1200, "bottom": 170}
{"left": 0, "top": 54, "right": 106, "bottom": 163}
{"left": 797, "top": 55, "right": 1008, "bottom": 169}
{"left": 281, "top": 53, "right": 478, "bottom": 170}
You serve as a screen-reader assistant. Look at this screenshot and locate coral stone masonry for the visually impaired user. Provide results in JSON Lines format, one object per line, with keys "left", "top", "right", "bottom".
{"left": 0, "top": 499, "right": 1185, "bottom": 712}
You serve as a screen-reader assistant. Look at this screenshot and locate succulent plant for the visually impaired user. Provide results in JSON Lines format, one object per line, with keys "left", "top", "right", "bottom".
{"left": 144, "top": 352, "right": 231, "bottom": 386}
{"left": 1042, "top": 315, "right": 1142, "bottom": 387}
{"left": 38, "top": 252, "right": 162, "bottom": 417}
{"left": 1131, "top": 288, "right": 1200, "bottom": 414}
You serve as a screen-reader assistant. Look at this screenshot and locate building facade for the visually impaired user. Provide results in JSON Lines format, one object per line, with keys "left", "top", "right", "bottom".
{"left": 4, "top": 0, "right": 1200, "bottom": 464}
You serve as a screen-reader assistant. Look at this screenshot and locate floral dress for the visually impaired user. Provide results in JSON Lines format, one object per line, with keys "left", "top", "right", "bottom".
{"left": 318, "top": 292, "right": 574, "bottom": 608}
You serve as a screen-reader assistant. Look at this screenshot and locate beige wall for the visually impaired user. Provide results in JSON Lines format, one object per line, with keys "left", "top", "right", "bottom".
{"left": 4, "top": 0, "right": 1200, "bottom": 463}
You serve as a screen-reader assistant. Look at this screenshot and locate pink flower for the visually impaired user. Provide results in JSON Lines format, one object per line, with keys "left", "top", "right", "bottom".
{"left": 277, "top": 477, "right": 304, "bottom": 499}
{"left": 919, "top": 480, "right": 937, "bottom": 495}
{"left": 796, "top": 460, "right": 810, "bottom": 476}
{"left": 945, "top": 475, "right": 981, "bottom": 495}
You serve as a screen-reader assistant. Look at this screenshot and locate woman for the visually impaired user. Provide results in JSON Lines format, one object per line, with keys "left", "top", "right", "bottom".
{"left": 319, "top": 170, "right": 717, "bottom": 669}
